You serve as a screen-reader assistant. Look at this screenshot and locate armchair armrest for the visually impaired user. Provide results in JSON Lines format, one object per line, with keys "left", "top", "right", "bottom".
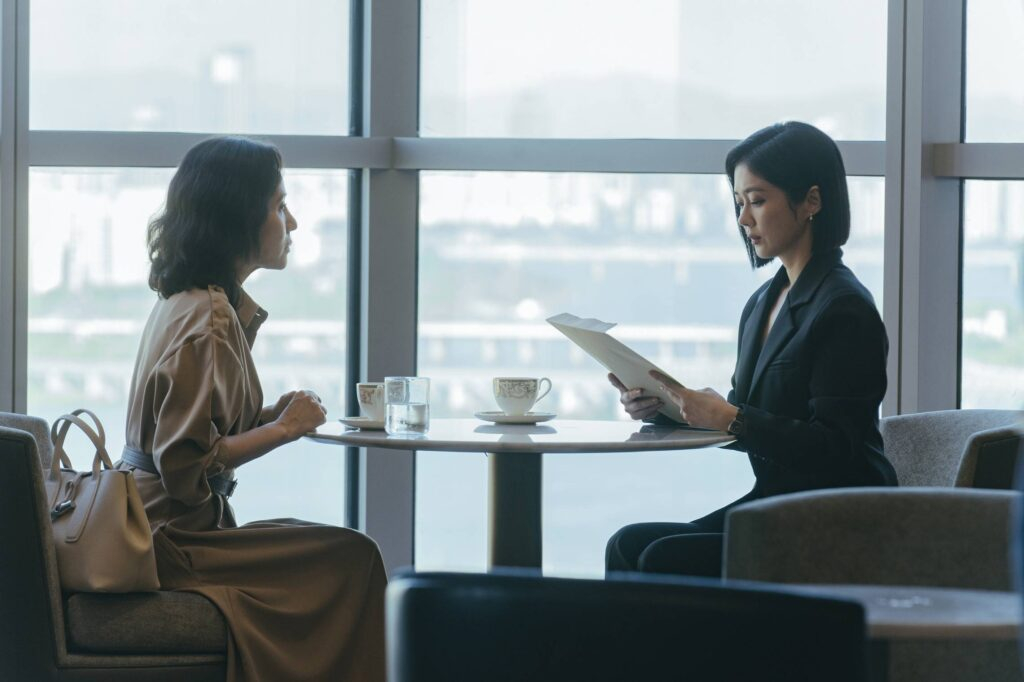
{"left": 956, "top": 426, "right": 1023, "bottom": 489}
{"left": 0, "top": 426, "right": 65, "bottom": 680}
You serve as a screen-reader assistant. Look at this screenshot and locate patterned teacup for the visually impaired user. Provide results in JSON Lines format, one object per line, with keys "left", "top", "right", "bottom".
{"left": 357, "top": 382, "right": 386, "bottom": 421}
{"left": 493, "top": 377, "right": 552, "bottom": 416}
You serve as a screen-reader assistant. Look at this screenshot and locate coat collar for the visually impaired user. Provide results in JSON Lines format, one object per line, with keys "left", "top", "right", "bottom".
{"left": 233, "top": 287, "right": 269, "bottom": 348}
{"left": 786, "top": 247, "right": 843, "bottom": 310}
{"left": 733, "top": 248, "right": 843, "bottom": 403}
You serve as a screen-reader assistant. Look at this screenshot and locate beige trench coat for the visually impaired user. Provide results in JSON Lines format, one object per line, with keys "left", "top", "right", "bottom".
{"left": 120, "top": 286, "right": 386, "bottom": 682}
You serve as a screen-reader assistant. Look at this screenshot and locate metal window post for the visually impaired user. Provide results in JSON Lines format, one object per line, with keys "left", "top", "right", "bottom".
{"left": 0, "top": 0, "right": 29, "bottom": 414}
{"left": 894, "top": 0, "right": 965, "bottom": 413}
{"left": 358, "top": 0, "right": 419, "bottom": 574}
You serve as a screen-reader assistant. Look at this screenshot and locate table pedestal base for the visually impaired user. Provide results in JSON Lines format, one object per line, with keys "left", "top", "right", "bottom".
{"left": 488, "top": 451, "right": 542, "bottom": 569}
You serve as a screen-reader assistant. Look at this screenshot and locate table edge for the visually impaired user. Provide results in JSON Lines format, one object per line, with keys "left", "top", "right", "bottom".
{"left": 306, "top": 431, "right": 735, "bottom": 453}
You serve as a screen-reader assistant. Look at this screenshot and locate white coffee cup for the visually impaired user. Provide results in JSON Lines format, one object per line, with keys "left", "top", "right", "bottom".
{"left": 357, "top": 382, "right": 386, "bottom": 421}
{"left": 493, "top": 377, "right": 552, "bottom": 416}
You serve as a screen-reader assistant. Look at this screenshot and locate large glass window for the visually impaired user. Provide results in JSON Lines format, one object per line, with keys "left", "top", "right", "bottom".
{"left": 30, "top": 0, "right": 350, "bottom": 134}
{"left": 415, "top": 171, "right": 884, "bottom": 575}
{"left": 420, "top": 0, "right": 887, "bottom": 139}
{"left": 26, "top": 167, "right": 350, "bottom": 524}
{"left": 962, "top": 0, "right": 1024, "bottom": 407}
{"left": 965, "top": 0, "right": 1024, "bottom": 142}
{"left": 961, "top": 181, "right": 1024, "bottom": 408}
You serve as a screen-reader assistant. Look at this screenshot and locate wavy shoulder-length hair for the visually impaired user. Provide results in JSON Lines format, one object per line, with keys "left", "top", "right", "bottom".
{"left": 725, "top": 121, "right": 851, "bottom": 269}
{"left": 147, "top": 136, "right": 283, "bottom": 302}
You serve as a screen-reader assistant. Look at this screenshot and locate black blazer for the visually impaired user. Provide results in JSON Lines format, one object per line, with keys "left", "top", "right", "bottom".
{"left": 728, "top": 248, "right": 898, "bottom": 497}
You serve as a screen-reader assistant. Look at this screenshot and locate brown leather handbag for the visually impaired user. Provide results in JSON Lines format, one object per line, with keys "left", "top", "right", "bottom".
{"left": 46, "top": 409, "right": 160, "bottom": 592}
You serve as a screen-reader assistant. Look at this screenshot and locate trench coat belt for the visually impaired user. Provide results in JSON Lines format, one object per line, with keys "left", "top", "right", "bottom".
{"left": 120, "top": 446, "right": 238, "bottom": 498}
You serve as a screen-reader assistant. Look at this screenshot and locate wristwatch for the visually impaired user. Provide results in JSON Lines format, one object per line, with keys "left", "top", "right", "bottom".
{"left": 727, "top": 406, "right": 746, "bottom": 438}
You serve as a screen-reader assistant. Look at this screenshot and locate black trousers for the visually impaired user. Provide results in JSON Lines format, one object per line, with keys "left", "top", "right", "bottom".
{"left": 605, "top": 489, "right": 758, "bottom": 578}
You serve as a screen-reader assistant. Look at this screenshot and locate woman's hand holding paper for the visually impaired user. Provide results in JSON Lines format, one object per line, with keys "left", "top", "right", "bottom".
{"left": 607, "top": 373, "right": 663, "bottom": 420}
{"left": 648, "top": 370, "right": 737, "bottom": 432}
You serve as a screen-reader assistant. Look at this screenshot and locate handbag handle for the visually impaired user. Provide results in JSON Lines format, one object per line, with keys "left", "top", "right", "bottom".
{"left": 61, "top": 407, "right": 106, "bottom": 444}
{"left": 49, "top": 409, "right": 113, "bottom": 479}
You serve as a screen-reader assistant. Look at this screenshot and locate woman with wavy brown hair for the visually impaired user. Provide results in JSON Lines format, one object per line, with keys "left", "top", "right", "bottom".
{"left": 119, "top": 136, "right": 385, "bottom": 681}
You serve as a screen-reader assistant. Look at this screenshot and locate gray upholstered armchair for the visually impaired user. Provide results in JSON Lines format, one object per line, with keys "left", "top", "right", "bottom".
{"left": 0, "top": 415, "right": 226, "bottom": 681}
{"left": 724, "top": 487, "right": 1017, "bottom": 589}
{"left": 719, "top": 411, "right": 1024, "bottom": 681}
{"left": 723, "top": 487, "right": 1023, "bottom": 681}
{"left": 880, "top": 409, "right": 1022, "bottom": 488}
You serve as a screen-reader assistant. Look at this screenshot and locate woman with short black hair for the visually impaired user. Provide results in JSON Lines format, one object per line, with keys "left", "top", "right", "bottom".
{"left": 121, "top": 136, "right": 386, "bottom": 682}
{"left": 726, "top": 120, "right": 852, "bottom": 265}
{"left": 606, "top": 121, "right": 897, "bottom": 577}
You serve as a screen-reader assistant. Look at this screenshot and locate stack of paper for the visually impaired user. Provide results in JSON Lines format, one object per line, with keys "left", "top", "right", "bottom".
{"left": 547, "top": 312, "right": 687, "bottom": 424}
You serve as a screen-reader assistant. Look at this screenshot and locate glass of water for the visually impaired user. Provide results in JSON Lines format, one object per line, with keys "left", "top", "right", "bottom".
{"left": 385, "top": 376, "right": 430, "bottom": 435}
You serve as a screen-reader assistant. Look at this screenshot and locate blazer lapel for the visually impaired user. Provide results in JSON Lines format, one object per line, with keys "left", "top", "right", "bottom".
{"left": 745, "top": 248, "right": 844, "bottom": 399}
{"left": 747, "top": 300, "right": 798, "bottom": 398}
{"left": 734, "top": 274, "right": 783, "bottom": 403}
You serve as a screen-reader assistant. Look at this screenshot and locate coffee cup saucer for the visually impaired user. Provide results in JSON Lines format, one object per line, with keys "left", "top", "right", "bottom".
{"left": 474, "top": 411, "right": 557, "bottom": 425}
{"left": 339, "top": 416, "right": 386, "bottom": 430}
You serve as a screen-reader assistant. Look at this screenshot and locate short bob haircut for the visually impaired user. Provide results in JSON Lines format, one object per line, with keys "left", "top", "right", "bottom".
{"left": 725, "top": 121, "right": 851, "bottom": 269}
{"left": 148, "top": 136, "right": 283, "bottom": 303}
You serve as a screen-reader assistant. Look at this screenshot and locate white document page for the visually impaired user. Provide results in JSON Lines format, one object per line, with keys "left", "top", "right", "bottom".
{"left": 547, "top": 312, "right": 688, "bottom": 424}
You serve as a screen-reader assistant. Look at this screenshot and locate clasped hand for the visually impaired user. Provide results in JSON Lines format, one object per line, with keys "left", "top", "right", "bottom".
{"left": 607, "top": 372, "right": 737, "bottom": 432}
{"left": 269, "top": 389, "right": 327, "bottom": 439}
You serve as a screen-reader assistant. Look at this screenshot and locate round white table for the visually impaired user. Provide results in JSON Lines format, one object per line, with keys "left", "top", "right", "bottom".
{"left": 309, "top": 418, "right": 734, "bottom": 569}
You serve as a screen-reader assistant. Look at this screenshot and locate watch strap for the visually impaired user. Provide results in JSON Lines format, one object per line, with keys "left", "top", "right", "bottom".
{"left": 727, "top": 405, "right": 746, "bottom": 437}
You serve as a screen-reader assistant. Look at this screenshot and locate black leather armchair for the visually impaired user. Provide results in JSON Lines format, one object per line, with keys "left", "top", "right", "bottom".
{"left": 387, "top": 570, "right": 869, "bottom": 682}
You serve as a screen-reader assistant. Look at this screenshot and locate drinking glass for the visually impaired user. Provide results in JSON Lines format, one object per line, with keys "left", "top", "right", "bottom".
{"left": 385, "top": 376, "right": 431, "bottom": 435}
